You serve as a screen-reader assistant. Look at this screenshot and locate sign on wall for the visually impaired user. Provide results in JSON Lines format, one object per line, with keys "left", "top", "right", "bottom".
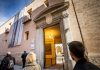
{"left": 30, "top": 40, "right": 35, "bottom": 49}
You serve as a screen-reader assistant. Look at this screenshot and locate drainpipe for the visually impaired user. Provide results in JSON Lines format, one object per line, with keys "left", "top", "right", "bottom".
{"left": 71, "top": 0, "right": 88, "bottom": 59}
{"left": 71, "top": 0, "right": 84, "bottom": 45}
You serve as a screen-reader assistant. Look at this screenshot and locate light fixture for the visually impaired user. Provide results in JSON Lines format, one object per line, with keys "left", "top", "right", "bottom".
{"left": 48, "top": 34, "right": 54, "bottom": 39}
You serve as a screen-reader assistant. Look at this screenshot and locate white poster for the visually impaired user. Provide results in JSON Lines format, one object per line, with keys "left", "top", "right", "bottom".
{"left": 30, "top": 40, "right": 35, "bottom": 49}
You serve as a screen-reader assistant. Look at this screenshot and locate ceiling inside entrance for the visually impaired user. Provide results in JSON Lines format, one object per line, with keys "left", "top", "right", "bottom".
{"left": 44, "top": 24, "right": 61, "bottom": 40}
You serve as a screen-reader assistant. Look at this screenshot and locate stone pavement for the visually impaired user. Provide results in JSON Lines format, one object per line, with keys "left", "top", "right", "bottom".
{"left": 14, "top": 65, "right": 22, "bottom": 70}
{"left": 14, "top": 65, "right": 63, "bottom": 70}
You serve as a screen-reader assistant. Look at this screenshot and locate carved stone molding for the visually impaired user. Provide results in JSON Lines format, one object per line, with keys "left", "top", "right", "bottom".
{"left": 33, "top": 2, "right": 69, "bottom": 22}
{"left": 36, "top": 12, "right": 68, "bottom": 29}
{"left": 52, "top": 13, "right": 68, "bottom": 23}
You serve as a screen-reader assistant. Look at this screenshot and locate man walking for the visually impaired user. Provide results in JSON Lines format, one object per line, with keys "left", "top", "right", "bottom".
{"left": 68, "top": 41, "right": 100, "bottom": 70}
{"left": 21, "top": 51, "right": 27, "bottom": 68}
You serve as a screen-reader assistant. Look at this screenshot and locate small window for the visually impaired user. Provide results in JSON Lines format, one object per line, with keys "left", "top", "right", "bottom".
{"left": 5, "top": 27, "right": 9, "bottom": 34}
{"left": 25, "top": 31, "right": 29, "bottom": 40}
{"left": 9, "top": 23, "right": 11, "bottom": 25}
{"left": 5, "top": 40, "right": 7, "bottom": 42}
{"left": 28, "top": 8, "right": 32, "bottom": 17}
{"left": 44, "top": 0, "right": 49, "bottom": 7}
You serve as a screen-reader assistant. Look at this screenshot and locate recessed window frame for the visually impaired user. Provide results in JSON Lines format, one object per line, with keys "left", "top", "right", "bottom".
{"left": 25, "top": 31, "right": 29, "bottom": 40}
{"left": 27, "top": 8, "right": 32, "bottom": 17}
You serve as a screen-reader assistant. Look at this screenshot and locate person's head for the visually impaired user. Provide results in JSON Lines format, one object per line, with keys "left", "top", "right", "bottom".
{"left": 7, "top": 52, "right": 11, "bottom": 56}
{"left": 24, "top": 51, "right": 26, "bottom": 53}
{"left": 68, "top": 41, "right": 85, "bottom": 61}
{"left": 26, "top": 52, "right": 36, "bottom": 63}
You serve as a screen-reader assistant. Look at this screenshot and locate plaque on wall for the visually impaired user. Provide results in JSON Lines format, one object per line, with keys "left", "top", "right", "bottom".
{"left": 30, "top": 40, "right": 35, "bottom": 49}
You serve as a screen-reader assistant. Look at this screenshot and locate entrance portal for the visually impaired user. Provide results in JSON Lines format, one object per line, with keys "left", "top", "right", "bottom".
{"left": 44, "top": 24, "right": 65, "bottom": 69}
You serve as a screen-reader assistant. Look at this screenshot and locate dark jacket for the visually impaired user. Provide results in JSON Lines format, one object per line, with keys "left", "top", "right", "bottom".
{"left": 21, "top": 52, "right": 27, "bottom": 61}
{"left": 74, "top": 58, "right": 100, "bottom": 70}
{"left": 1, "top": 55, "right": 15, "bottom": 70}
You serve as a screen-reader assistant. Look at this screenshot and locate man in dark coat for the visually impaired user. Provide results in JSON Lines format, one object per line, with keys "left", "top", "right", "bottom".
{"left": 21, "top": 51, "right": 27, "bottom": 68}
{"left": 68, "top": 41, "right": 100, "bottom": 70}
{"left": 1, "top": 52, "right": 15, "bottom": 70}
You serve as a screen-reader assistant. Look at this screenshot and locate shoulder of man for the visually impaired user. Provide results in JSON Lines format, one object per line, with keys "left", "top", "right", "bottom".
{"left": 84, "top": 62, "right": 100, "bottom": 70}
{"left": 1, "top": 56, "right": 10, "bottom": 67}
{"left": 2, "top": 56, "right": 9, "bottom": 62}
{"left": 21, "top": 53, "right": 24, "bottom": 57}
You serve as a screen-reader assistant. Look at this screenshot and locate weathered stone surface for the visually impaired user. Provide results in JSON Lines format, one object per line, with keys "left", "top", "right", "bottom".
{"left": 73, "top": 0, "right": 100, "bottom": 66}
{"left": 89, "top": 56, "right": 100, "bottom": 67}
{"left": 48, "top": 0, "right": 64, "bottom": 6}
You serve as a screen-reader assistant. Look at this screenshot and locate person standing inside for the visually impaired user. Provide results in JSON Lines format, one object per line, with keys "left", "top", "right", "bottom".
{"left": 1, "top": 52, "right": 15, "bottom": 70}
{"left": 68, "top": 41, "right": 100, "bottom": 70}
{"left": 21, "top": 51, "right": 27, "bottom": 68}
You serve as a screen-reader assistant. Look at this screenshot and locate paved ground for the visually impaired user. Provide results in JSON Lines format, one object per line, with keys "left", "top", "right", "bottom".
{"left": 14, "top": 65, "right": 64, "bottom": 70}
{"left": 14, "top": 65, "right": 22, "bottom": 70}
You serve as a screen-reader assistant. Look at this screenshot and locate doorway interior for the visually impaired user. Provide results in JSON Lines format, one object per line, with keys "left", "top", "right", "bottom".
{"left": 44, "top": 24, "right": 65, "bottom": 69}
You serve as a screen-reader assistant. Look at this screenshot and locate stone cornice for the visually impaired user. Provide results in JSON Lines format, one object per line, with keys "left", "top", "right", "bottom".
{"left": 33, "top": 2, "right": 69, "bottom": 22}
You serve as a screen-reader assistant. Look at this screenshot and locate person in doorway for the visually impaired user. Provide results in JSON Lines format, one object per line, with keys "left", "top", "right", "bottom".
{"left": 23, "top": 52, "right": 41, "bottom": 70}
{"left": 1, "top": 52, "right": 15, "bottom": 70}
{"left": 21, "top": 51, "right": 28, "bottom": 68}
{"left": 68, "top": 41, "right": 100, "bottom": 70}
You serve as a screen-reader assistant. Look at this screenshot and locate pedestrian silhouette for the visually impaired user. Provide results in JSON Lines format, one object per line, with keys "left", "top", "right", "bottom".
{"left": 21, "top": 51, "right": 27, "bottom": 68}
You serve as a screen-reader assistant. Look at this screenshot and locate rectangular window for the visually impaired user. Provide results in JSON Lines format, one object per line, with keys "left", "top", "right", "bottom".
{"left": 28, "top": 8, "right": 32, "bottom": 17}
{"left": 9, "top": 23, "right": 12, "bottom": 25}
{"left": 25, "top": 31, "right": 29, "bottom": 40}
{"left": 44, "top": 0, "right": 49, "bottom": 7}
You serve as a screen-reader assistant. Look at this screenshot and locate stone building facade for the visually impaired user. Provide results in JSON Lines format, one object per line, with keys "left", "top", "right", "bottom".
{"left": 68, "top": 0, "right": 100, "bottom": 67}
{"left": 0, "top": 0, "right": 100, "bottom": 69}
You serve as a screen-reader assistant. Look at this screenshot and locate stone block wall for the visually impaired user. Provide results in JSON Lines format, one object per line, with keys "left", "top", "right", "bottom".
{"left": 12, "top": 53, "right": 22, "bottom": 65}
{"left": 72, "top": 0, "right": 100, "bottom": 66}
{"left": 48, "top": 0, "right": 64, "bottom": 6}
{"left": 89, "top": 55, "right": 100, "bottom": 67}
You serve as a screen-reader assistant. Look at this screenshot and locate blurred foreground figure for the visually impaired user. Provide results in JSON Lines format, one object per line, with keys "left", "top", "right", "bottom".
{"left": 68, "top": 41, "right": 100, "bottom": 70}
{"left": 1, "top": 52, "right": 15, "bottom": 70}
{"left": 23, "top": 52, "right": 41, "bottom": 70}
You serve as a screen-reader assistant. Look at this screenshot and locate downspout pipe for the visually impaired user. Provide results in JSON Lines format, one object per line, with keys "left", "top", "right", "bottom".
{"left": 71, "top": 0, "right": 88, "bottom": 58}
{"left": 71, "top": 0, "right": 84, "bottom": 45}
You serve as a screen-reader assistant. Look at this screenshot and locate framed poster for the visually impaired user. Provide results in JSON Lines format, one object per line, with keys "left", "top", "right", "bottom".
{"left": 55, "top": 44, "right": 63, "bottom": 55}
